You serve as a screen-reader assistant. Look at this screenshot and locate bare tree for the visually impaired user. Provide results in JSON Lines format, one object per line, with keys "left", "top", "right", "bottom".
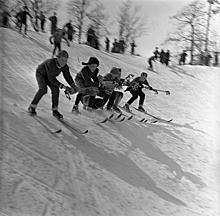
{"left": 116, "top": 0, "right": 148, "bottom": 50}
{"left": 67, "top": 0, "right": 92, "bottom": 44}
{"left": 86, "top": 0, "right": 111, "bottom": 39}
{"left": 163, "top": 0, "right": 207, "bottom": 64}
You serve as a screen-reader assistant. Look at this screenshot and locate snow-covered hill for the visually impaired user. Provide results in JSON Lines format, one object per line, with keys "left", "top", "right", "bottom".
{"left": 1, "top": 27, "right": 220, "bottom": 216}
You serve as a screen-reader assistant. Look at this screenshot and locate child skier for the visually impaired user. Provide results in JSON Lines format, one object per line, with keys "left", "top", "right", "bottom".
{"left": 123, "top": 72, "right": 157, "bottom": 112}
{"left": 98, "top": 67, "right": 123, "bottom": 112}
{"left": 28, "top": 50, "right": 77, "bottom": 119}
{"left": 49, "top": 28, "right": 70, "bottom": 57}
{"left": 71, "top": 57, "right": 100, "bottom": 112}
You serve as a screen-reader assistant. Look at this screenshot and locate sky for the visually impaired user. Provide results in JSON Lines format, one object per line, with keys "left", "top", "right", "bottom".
{"left": 57, "top": 0, "right": 220, "bottom": 58}
{"left": 1, "top": 26, "right": 220, "bottom": 216}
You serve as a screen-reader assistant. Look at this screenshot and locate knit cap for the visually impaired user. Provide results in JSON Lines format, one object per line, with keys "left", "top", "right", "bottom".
{"left": 57, "top": 50, "right": 69, "bottom": 58}
{"left": 110, "top": 67, "right": 120, "bottom": 75}
{"left": 82, "top": 57, "right": 99, "bottom": 66}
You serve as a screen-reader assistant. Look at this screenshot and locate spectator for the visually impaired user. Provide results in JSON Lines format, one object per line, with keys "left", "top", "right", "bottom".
{"left": 165, "top": 50, "right": 170, "bottom": 66}
{"left": 39, "top": 11, "right": 46, "bottom": 33}
{"left": 179, "top": 50, "right": 187, "bottom": 65}
{"left": 64, "top": 20, "right": 75, "bottom": 42}
{"left": 130, "top": 39, "right": 136, "bottom": 55}
{"left": 153, "top": 47, "right": 160, "bottom": 59}
{"left": 159, "top": 49, "right": 166, "bottom": 64}
{"left": 49, "top": 12, "right": 57, "bottom": 35}
{"left": 2, "top": 10, "right": 11, "bottom": 27}
{"left": 105, "top": 37, "right": 110, "bottom": 52}
{"left": 19, "top": 6, "right": 33, "bottom": 35}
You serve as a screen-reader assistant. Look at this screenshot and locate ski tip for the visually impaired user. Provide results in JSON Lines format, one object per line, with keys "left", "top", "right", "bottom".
{"left": 55, "top": 129, "right": 62, "bottom": 133}
{"left": 140, "top": 118, "right": 145, "bottom": 122}
{"left": 109, "top": 113, "right": 114, "bottom": 119}
{"left": 127, "top": 115, "right": 133, "bottom": 120}
{"left": 120, "top": 117, "right": 126, "bottom": 121}
{"left": 83, "top": 130, "right": 89, "bottom": 134}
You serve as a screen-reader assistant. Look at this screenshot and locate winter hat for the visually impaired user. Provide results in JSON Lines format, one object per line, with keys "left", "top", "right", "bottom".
{"left": 82, "top": 57, "right": 99, "bottom": 66}
{"left": 141, "top": 72, "right": 148, "bottom": 77}
{"left": 57, "top": 50, "right": 69, "bottom": 58}
{"left": 110, "top": 67, "right": 120, "bottom": 76}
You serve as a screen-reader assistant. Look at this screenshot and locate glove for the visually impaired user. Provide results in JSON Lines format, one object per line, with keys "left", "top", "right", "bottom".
{"left": 154, "top": 90, "right": 158, "bottom": 94}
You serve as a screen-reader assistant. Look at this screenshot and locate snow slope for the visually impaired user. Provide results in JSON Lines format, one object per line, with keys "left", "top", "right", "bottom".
{"left": 1, "top": 27, "right": 220, "bottom": 216}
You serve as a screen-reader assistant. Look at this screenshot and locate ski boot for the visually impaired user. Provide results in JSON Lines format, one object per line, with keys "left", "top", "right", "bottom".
{"left": 113, "top": 106, "right": 122, "bottom": 114}
{"left": 123, "top": 103, "right": 131, "bottom": 112}
{"left": 28, "top": 106, "right": 37, "bottom": 116}
{"left": 53, "top": 110, "right": 63, "bottom": 119}
{"left": 138, "top": 106, "right": 146, "bottom": 112}
{"left": 72, "top": 105, "right": 80, "bottom": 114}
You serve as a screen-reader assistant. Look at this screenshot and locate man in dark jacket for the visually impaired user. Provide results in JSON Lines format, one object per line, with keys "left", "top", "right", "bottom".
{"left": 49, "top": 12, "right": 57, "bottom": 35}
{"left": 19, "top": 6, "right": 33, "bottom": 35}
{"left": 28, "top": 50, "right": 77, "bottom": 119}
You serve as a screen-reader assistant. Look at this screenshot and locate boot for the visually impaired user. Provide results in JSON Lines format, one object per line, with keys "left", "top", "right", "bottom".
{"left": 72, "top": 105, "right": 80, "bottom": 113}
{"left": 138, "top": 106, "right": 145, "bottom": 112}
{"left": 53, "top": 110, "right": 63, "bottom": 119}
{"left": 123, "top": 103, "right": 131, "bottom": 112}
{"left": 28, "top": 106, "right": 37, "bottom": 116}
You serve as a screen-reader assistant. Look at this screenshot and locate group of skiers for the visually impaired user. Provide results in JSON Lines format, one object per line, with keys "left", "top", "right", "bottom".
{"left": 105, "top": 38, "right": 137, "bottom": 55}
{"left": 28, "top": 50, "right": 158, "bottom": 119}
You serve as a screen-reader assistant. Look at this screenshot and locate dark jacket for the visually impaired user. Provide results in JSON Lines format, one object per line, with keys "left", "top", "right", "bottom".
{"left": 126, "top": 76, "right": 151, "bottom": 91}
{"left": 20, "top": 11, "right": 32, "bottom": 24}
{"left": 75, "top": 66, "right": 99, "bottom": 87}
{"left": 36, "top": 58, "right": 74, "bottom": 88}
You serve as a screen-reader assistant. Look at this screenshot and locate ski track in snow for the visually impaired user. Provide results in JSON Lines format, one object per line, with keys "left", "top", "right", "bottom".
{"left": 1, "top": 27, "right": 220, "bottom": 216}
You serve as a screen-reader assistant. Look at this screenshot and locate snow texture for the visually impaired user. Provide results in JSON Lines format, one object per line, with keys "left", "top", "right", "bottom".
{"left": 0, "top": 27, "right": 220, "bottom": 216}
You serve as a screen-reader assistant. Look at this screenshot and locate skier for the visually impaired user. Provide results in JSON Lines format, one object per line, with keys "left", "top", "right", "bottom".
{"left": 148, "top": 56, "right": 156, "bottom": 71}
{"left": 19, "top": 6, "right": 33, "bottom": 35}
{"left": 97, "top": 67, "right": 123, "bottom": 112}
{"left": 49, "top": 28, "right": 70, "bottom": 57}
{"left": 71, "top": 57, "right": 100, "bottom": 113}
{"left": 123, "top": 72, "right": 157, "bottom": 112}
{"left": 49, "top": 12, "right": 57, "bottom": 35}
{"left": 28, "top": 50, "right": 77, "bottom": 118}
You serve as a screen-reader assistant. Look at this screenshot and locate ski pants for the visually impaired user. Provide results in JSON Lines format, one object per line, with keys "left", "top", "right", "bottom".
{"left": 106, "top": 91, "right": 123, "bottom": 109}
{"left": 52, "top": 42, "right": 61, "bottom": 56}
{"left": 19, "top": 22, "right": 27, "bottom": 34}
{"left": 126, "top": 89, "right": 145, "bottom": 106}
{"left": 31, "top": 72, "right": 60, "bottom": 110}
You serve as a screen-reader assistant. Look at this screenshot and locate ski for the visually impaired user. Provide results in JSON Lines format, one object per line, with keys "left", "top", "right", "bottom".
{"left": 118, "top": 105, "right": 135, "bottom": 115}
{"left": 32, "top": 115, "right": 62, "bottom": 134}
{"left": 108, "top": 116, "right": 126, "bottom": 122}
{"left": 132, "top": 107, "right": 172, "bottom": 123}
{"left": 13, "top": 104, "right": 62, "bottom": 135}
{"left": 55, "top": 117, "right": 88, "bottom": 134}
{"left": 139, "top": 118, "right": 157, "bottom": 124}
{"left": 93, "top": 113, "right": 114, "bottom": 124}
